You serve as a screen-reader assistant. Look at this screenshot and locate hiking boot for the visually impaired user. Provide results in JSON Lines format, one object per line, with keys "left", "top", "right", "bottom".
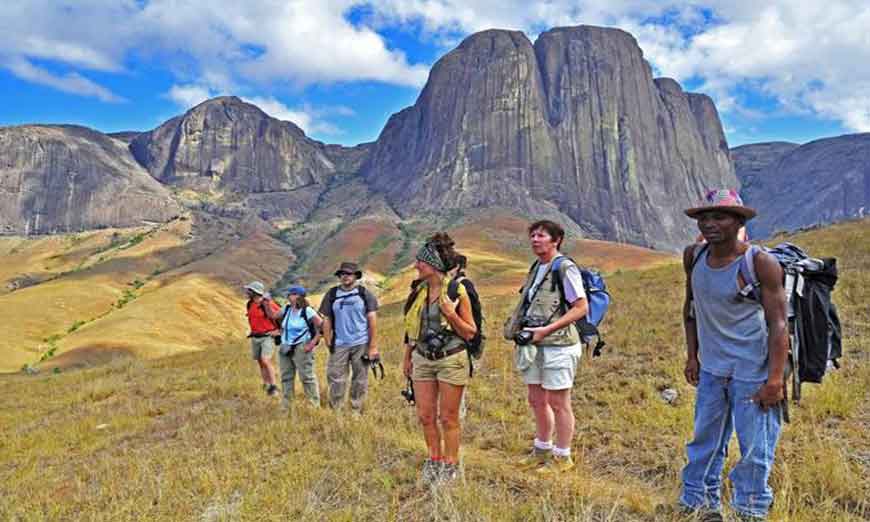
{"left": 534, "top": 454, "right": 575, "bottom": 475}
{"left": 437, "top": 462, "right": 460, "bottom": 483}
{"left": 516, "top": 447, "right": 552, "bottom": 470}
{"left": 677, "top": 507, "right": 723, "bottom": 522}
{"left": 266, "top": 384, "right": 279, "bottom": 397}
{"left": 421, "top": 458, "right": 442, "bottom": 484}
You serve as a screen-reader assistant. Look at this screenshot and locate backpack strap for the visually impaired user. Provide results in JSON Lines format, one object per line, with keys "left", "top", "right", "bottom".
{"left": 737, "top": 245, "right": 762, "bottom": 301}
{"left": 690, "top": 243, "right": 710, "bottom": 272}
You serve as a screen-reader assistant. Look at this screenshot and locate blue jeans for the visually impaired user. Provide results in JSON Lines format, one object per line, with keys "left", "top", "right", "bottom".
{"left": 680, "top": 370, "right": 782, "bottom": 518}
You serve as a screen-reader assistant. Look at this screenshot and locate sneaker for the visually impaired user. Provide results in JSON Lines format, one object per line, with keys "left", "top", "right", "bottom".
{"left": 437, "top": 462, "right": 459, "bottom": 483}
{"left": 421, "top": 458, "right": 443, "bottom": 484}
{"left": 517, "top": 447, "right": 552, "bottom": 470}
{"left": 266, "top": 384, "right": 279, "bottom": 397}
{"left": 534, "top": 454, "right": 575, "bottom": 475}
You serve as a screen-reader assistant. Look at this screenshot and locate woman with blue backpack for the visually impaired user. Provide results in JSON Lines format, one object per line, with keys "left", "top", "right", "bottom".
{"left": 503, "top": 220, "right": 595, "bottom": 474}
{"left": 275, "top": 285, "right": 323, "bottom": 410}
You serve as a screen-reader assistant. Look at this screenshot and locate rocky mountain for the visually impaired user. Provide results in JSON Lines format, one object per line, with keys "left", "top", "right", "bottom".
{"left": 129, "top": 97, "right": 372, "bottom": 224}
{"left": 733, "top": 135, "right": 870, "bottom": 237}
{"left": 1, "top": 26, "right": 740, "bottom": 252}
{"left": 0, "top": 125, "right": 181, "bottom": 235}
{"left": 362, "top": 26, "right": 736, "bottom": 250}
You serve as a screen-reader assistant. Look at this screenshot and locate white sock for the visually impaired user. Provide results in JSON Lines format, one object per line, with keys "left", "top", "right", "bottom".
{"left": 533, "top": 438, "right": 553, "bottom": 451}
{"left": 552, "top": 446, "right": 571, "bottom": 458}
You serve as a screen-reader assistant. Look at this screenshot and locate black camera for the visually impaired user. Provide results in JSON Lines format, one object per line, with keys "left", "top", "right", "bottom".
{"left": 401, "top": 377, "right": 415, "bottom": 404}
{"left": 420, "top": 328, "right": 447, "bottom": 352}
{"left": 514, "top": 316, "right": 548, "bottom": 346}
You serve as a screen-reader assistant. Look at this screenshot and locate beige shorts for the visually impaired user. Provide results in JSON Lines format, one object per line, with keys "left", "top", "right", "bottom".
{"left": 522, "top": 344, "right": 582, "bottom": 390}
{"left": 250, "top": 336, "right": 276, "bottom": 360}
{"left": 412, "top": 349, "right": 469, "bottom": 386}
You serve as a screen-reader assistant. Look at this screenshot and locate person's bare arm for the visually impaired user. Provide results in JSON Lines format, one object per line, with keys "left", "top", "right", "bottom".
{"left": 304, "top": 312, "right": 324, "bottom": 352}
{"left": 321, "top": 316, "right": 333, "bottom": 348}
{"left": 441, "top": 293, "right": 477, "bottom": 341}
{"left": 366, "top": 311, "right": 378, "bottom": 356}
{"left": 751, "top": 251, "right": 788, "bottom": 409}
{"left": 683, "top": 245, "right": 700, "bottom": 386}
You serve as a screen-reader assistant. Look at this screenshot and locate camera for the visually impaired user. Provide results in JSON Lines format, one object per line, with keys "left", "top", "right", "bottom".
{"left": 420, "top": 328, "right": 447, "bottom": 352}
{"left": 401, "top": 377, "right": 415, "bottom": 404}
{"left": 514, "top": 316, "right": 548, "bottom": 346}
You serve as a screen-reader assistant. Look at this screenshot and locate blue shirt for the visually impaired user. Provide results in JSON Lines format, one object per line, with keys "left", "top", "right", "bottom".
{"left": 281, "top": 306, "right": 318, "bottom": 345}
{"left": 319, "top": 286, "right": 378, "bottom": 348}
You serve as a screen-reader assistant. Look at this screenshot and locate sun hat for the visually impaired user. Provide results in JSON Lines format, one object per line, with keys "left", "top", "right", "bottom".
{"left": 334, "top": 261, "right": 363, "bottom": 279}
{"left": 244, "top": 281, "right": 266, "bottom": 295}
{"left": 685, "top": 188, "right": 757, "bottom": 220}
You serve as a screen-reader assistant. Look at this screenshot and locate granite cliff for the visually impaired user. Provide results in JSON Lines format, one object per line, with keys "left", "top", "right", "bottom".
{"left": 0, "top": 125, "right": 180, "bottom": 235}
{"left": 362, "top": 26, "right": 736, "bottom": 250}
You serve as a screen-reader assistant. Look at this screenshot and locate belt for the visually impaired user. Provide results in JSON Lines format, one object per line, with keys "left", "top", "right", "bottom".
{"left": 416, "top": 345, "right": 465, "bottom": 361}
{"left": 250, "top": 333, "right": 272, "bottom": 338}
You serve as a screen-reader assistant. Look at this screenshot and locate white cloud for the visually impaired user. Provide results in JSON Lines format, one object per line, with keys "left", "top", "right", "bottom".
{"left": 166, "top": 84, "right": 216, "bottom": 109}
{"left": 165, "top": 84, "right": 347, "bottom": 136}
{"left": 4, "top": 0, "right": 870, "bottom": 135}
{"left": 5, "top": 57, "right": 125, "bottom": 103}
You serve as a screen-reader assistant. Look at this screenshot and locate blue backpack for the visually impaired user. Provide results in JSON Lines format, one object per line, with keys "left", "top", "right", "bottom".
{"left": 549, "top": 256, "right": 611, "bottom": 356}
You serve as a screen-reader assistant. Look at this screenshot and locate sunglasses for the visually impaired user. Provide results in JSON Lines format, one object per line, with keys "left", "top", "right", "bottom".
{"left": 337, "top": 271, "right": 354, "bottom": 277}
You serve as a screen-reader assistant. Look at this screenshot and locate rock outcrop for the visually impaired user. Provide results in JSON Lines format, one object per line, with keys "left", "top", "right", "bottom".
{"left": 734, "top": 135, "right": 870, "bottom": 237}
{"left": 0, "top": 125, "right": 181, "bottom": 235}
{"left": 362, "top": 26, "right": 736, "bottom": 250}
{"left": 130, "top": 97, "right": 373, "bottom": 224}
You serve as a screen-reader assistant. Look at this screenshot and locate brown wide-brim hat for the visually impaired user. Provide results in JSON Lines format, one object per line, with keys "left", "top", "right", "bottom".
{"left": 685, "top": 188, "right": 757, "bottom": 221}
{"left": 334, "top": 261, "right": 363, "bottom": 279}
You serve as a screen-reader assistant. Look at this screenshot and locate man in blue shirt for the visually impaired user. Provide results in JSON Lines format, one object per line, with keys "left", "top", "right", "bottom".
{"left": 319, "top": 262, "right": 379, "bottom": 413}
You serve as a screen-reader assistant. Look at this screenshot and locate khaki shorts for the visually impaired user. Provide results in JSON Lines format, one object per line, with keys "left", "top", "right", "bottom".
{"left": 250, "top": 336, "right": 276, "bottom": 360}
{"left": 412, "top": 349, "right": 469, "bottom": 386}
{"left": 522, "top": 344, "right": 581, "bottom": 390}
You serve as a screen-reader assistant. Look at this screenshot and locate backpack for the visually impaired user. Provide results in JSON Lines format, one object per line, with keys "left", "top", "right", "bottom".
{"left": 531, "top": 256, "right": 611, "bottom": 356}
{"left": 447, "top": 274, "right": 485, "bottom": 360}
{"left": 322, "top": 285, "right": 371, "bottom": 349}
{"left": 691, "top": 242, "right": 842, "bottom": 401}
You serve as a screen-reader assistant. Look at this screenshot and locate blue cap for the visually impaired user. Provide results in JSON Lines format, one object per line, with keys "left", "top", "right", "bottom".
{"left": 287, "top": 285, "right": 307, "bottom": 296}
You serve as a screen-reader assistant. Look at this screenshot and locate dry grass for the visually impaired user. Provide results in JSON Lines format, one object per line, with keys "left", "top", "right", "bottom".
{"left": 0, "top": 218, "right": 868, "bottom": 521}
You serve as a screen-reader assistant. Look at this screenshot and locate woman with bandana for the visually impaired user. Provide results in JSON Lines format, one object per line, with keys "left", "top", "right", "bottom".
{"left": 402, "top": 233, "right": 477, "bottom": 484}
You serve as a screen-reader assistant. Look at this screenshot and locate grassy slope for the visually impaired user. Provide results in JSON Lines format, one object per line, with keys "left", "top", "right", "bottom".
{"left": 0, "top": 219, "right": 868, "bottom": 521}
{"left": 0, "top": 215, "right": 293, "bottom": 372}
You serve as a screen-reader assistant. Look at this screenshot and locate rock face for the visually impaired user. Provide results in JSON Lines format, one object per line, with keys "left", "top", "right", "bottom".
{"left": 0, "top": 125, "right": 181, "bottom": 235}
{"left": 362, "top": 26, "right": 736, "bottom": 250}
{"left": 734, "top": 135, "right": 870, "bottom": 237}
{"left": 131, "top": 97, "right": 336, "bottom": 195}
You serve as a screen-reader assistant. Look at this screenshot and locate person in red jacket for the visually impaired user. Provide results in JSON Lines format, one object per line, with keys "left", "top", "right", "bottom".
{"left": 245, "top": 281, "right": 282, "bottom": 396}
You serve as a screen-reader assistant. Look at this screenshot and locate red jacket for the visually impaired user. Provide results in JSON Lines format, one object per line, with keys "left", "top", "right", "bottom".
{"left": 247, "top": 299, "right": 281, "bottom": 335}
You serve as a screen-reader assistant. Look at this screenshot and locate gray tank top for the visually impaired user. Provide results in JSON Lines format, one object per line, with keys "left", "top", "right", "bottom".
{"left": 692, "top": 248, "right": 769, "bottom": 381}
{"left": 420, "top": 299, "right": 464, "bottom": 352}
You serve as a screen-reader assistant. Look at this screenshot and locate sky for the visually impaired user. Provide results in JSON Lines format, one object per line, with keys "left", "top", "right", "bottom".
{"left": 1, "top": 1, "right": 869, "bottom": 148}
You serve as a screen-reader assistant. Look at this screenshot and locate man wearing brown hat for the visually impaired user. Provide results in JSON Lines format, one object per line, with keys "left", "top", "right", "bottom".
{"left": 319, "top": 262, "right": 379, "bottom": 412}
{"left": 679, "top": 189, "right": 789, "bottom": 521}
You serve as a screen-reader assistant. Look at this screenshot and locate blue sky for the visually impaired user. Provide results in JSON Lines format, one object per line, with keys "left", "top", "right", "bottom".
{"left": 1, "top": 1, "right": 868, "bottom": 147}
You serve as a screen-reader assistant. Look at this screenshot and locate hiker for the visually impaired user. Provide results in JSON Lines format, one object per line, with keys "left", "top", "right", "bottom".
{"left": 680, "top": 189, "right": 788, "bottom": 521}
{"left": 505, "top": 220, "right": 588, "bottom": 474}
{"left": 319, "top": 262, "right": 379, "bottom": 413}
{"left": 244, "top": 281, "right": 282, "bottom": 397}
{"left": 402, "top": 233, "right": 477, "bottom": 483}
{"left": 273, "top": 285, "right": 323, "bottom": 409}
